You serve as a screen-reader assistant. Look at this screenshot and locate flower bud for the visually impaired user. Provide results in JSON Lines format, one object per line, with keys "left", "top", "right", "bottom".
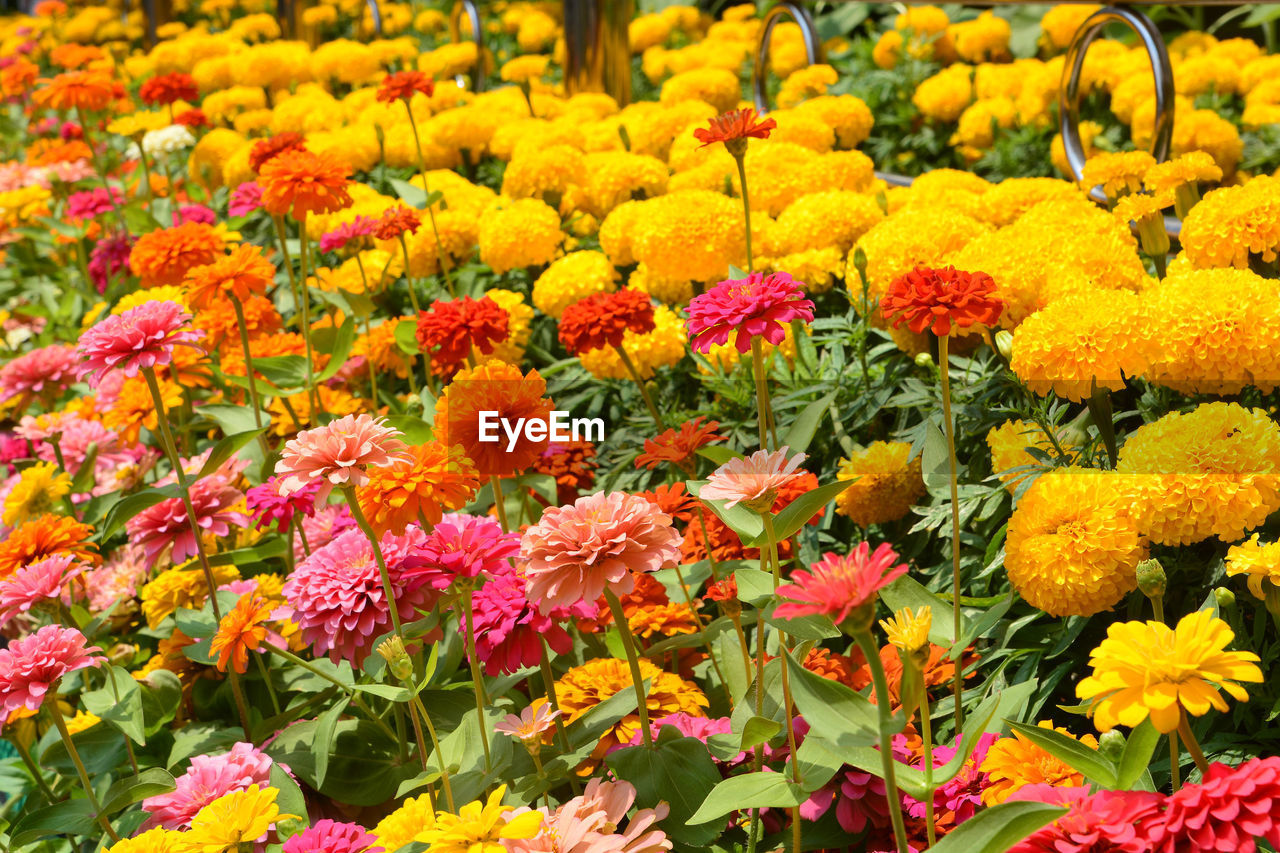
{"left": 1098, "top": 729, "right": 1126, "bottom": 761}
{"left": 852, "top": 247, "right": 868, "bottom": 277}
{"left": 377, "top": 635, "right": 413, "bottom": 683}
{"left": 1214, "top": 586, "right": 1236, "bottom": 610}
{"left": 1135, "top": 558, "right": 1167, "bottom": 602}
{"left": 994, "top": 329, "right": 1014, "bottom": 361}
{"left": 914, "top": 351, "right": 933, "bottom": 369}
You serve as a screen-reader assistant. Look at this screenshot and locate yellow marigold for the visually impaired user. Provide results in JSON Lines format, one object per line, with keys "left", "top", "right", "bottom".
{"left": 986, "top": 419, "right": 1080, "bottom": 493}
{"left": 1040, "top": 4, "right": 1102, "bottom": 53}
{"left": 141, "top": 562, "right": 240, "bottom": 628}
{"left": 980, "top": 722, "right": 1098, "bottom": 806}
{"left": 951, "top": 97, "right": 1017, "bottom": 161}
{"left": 487, "top": 288, "right": 534, "bottom": 365}
{"left": 371, "top": 793, "right": 436, "bottom": 853}
{"left": 762, "top": 246, "right": 845, "bottom": 295}
{"left": 1140, "top": 267, "right": 1280, "bottom": 395}
{"left": 105, "top": 373, "right": 183, "bottom": 445}
{"left": 356, "top": 442, "right": 480, "bottom": 535}
{"left": 630, "top": 601, "right": 700, "bottom": 639}
{"left": 107, "top": 111, "right": 170, "bottom": 139}
{"left": 516, "top": 9, "right": 557, "bottom": 52}
{"left": 873, "top": 30, "right": 905, "bottom": 70}
{"left": 531, "top": 251, "right": 619, "bottom": 319}
{"left": 268, "top": 386, "right": 362, "bottom": 437}
{"left": 948, "top": 11, "right": 1011, "bottom": 63}
{"left": 579, "top": 151, "right": 669, "bottom": 219}
{"left": 851, "top": 206, "right": 991, "bottom": 302}
{"left": 1077, "top": 609, "right": 1262, "bottom": 733}
{"left": 629, "top": 189, "right": 747, "bottom": 280}
{"left": 659, "top": 67, "right": 740, "bottom": 113}
{"left": 201, "top": 85, "right": 268, "bottom": 124}
{"left": 501, "top": 145, "right": 586, "bottom": 206}
{"left": 628, "top": 263, "right": 693, "bottom": 306}
{"left": 2, "top": 461, "right": 71, "bottom": 527}
{"left": 552, "top": 657, "right": 708, "bottom": 764}
{"left": 112, "top": 285, "right": 190, "bottom": 316}
{"left": 1009, "top": 288, "right": 1150, "bottom": 402}
{"left": 1080, "top": 150, "right": 1157, "bottom": 199}
{"left": 834, "top": 441, "right": 925, "bottom": 527}
{"left": 772, "top": 190, "right": 883, "bottom": 256}
{"left": 1117, "top": 402, "right": 1280, "bottom": 546}
{"left": 913, "top": 64, "right": 973, "bottom": 124}
{"left": 738, "top": 142, "right": 821, "bottom": 216}
{"left": 578, "top": 304, "right": 685, "bottom": 380}
{"left": 478, "top": 198, "right": 562, "bottom": 275}
{"left": 1225, "top": 534, "right": 1280, "bottom": 602}
{"left": 1005, "top": 469, "right": 1147, "bottom": 618}
{"left": 490, "top": 119, "right": 585, "bottom": 162}
{"left": 416, "top": 42, "right": 478, "bottom": 80}
{"left": 500, "top": 54, "right": 550, "bottom": 85}
{"left": 1175, "top": 53, "right": 1240, "bottom": 97}
{"left": 1171, "top": 108, "right": 1243, "bottom": 175}
{"left": 1179, "top": 175, "right": 1280, "bottom": 270}
{"left": 776, "top": 63, "right": 838, "bottom": 109}
{"left": 630, "top": 12, "right": 673, "bottom": 53}
{"left": 795, "top": 94, "right": 874, "bottom": 150}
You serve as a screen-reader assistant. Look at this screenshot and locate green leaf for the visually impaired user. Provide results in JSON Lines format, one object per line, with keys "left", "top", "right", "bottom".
{"left": 266, "top": 718, "right": 409, "bottom": 806}
{"left": 606, "top": 734, "right": 723, "bottom": 846}
{"left": 765, "top": 611, "right": 841, "bottom": 641}
{"left": 69, "top": 442, "right": 99, "bottom": 494}
{"left": 732, "top": 567, "right": 774, "bottom": 608}
{"left": 695, "top": 445, "right": 743, "bottom": 466}
{"left": 783, "top": 649, "right": 879, "bottom": 750}
{"left": 781, "top": 393, "right": 835, "bottom": 454}
{"left": 315, "top": 319, "right": 358, "bottom": 382}
{"left": 99, "top": 484, "right": 181, "bottom": 540}
{"left": 251, "top": 355, "right": 309, "bottom": 390}
{"left": 9, "top": 799, "right": 98, "bottom": 848}
{"left": 1007, "top": 721, "right": 1117, "bottom": 788}
{"left": 879, "top": 575, "right": 964, "bottom": 647}
{"left": 753, "top": 478, "right": 851, "bottom": 545}
{"left": 100, "top": 767, "right": 175, "bottom": 816}
{"left": 925, "top": 800, "right": 1067, "bottom": 853}
{"left": 168, "top": 722, "right": 246, "bottom": 769}
{"left": 198, "top": 403, "right": 264, "bottom": 436}
{"left": 313, "top": 696, "right": 351, "bottom": 789}
{"left": 1116, "top": 719, "right": 1160, "bottom": 789}
{"left": 82, "top": 666, "right": 147, "bottom": 745}
{"left": 139, "top": 670, "right": 183, "bottom": 736}
{"left": 687, "top": 479, "right": 764, "bottom": 543}
{"left": 687, "top": 771, "right": 806, "bottom": 825}
{"left": 384, "top": 414, "right": 434, "bottom": 446}
{"left": 793, "top": 735, "right": 844, "bottom": 792}
{"left": 739, "top": 716, "right": 782, "bottom": 751}
{"left": 919, "top": 417, "right": 950, "bottom": 492}
{"left": 394, "top": 318, "right": 421, "bottom": 354}
{"left": 271, "top": 761, "right": 310, "bottom": 828}
{"left": 197, "top": 429, "right": 267, "bottom": 480}
{"left": 390, "top": 178, "right": 428, "bottom": 208}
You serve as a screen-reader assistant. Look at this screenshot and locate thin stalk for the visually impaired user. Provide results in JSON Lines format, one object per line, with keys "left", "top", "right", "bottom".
{"left": 672, "top": 562, "right": 732, "bottom": 709}
{"left": 733, "top": 152, "right": 754, "bottom": 272}
{"left": 1177, "top": 710, "right": 1211, "bottom": 777}
{"left": 938, "top": 334, "right": 965, "bottom": 730}
{"left": 405, "top": 697, "right": 430, "bottom": 770}
{"left": 462, "top": 586, "right": 493, "bottom": 772}
{"left": 412, "top": 693, "right": 456, "bottom": 810}
{"left": 261, "top": 640, "right": 399, "bottom": 742}
{"left": 105, "top": 669, "right": 140, "bottom": 776}
{"left": 615, "top": 345, "right": 663, "bottom": 429}
{"left": 13, "top": 735, "right": 56, "bottom": 802}
{"left": 47, "top": 693, "right": 121, "bottom": 842}
{"left": 604, "top": 588, "right": 653, "bottom": 748}
{"left": 538, "top": 639, "right": 572, "bottom": 754}
{"left": 228, "top": 663, "right": 255, "bottom": 743}
{"left": 397, "top": 233, "right": 422, "bottom": 315}
{"left": 1170, "top": 730, "right": 1180, "bottom": 789}
{"left": 254, "top": 652, "right": 282, "bottom": 716}
{"left": 751, "top": 337, "right": 770, "bottom": 451}
{"left": 342, "top": 487, "right": 404, "bottom": 643}
{"left": 853, "top": 629, "right": 909, "bottom": 853}
{"left": 229, "top": 294, "right": 270, "bottom": 455}
{"left": 763, "top": 514, "right": 803, "bottom": 852}
{"left": 490, "top": 475, "right": 509, "bottom": 533}
{"left": 296, "top": 214, "right": 319, "bottom": 419}
{"left": 730, "top": 613, "right": 754, "bottom": 684}
{"left": 919, "top": 679, "right": 937, "bottom": 847}
{"left": 403, "top": 103, "right": 455, "bottom": 295}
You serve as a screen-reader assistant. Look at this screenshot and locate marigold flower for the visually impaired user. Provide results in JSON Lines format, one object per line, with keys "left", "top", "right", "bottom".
{"left": 258, "top": 148, "right": 353, "bottom": 220}
{"left": 881, "top": 265, "right": 1004, "bottom": 337}
{"left": 210, "top": 594, "right": 274, "bottom": 674}
{"left": 835, "top": 441, "right": 926, "bottom": 527}
{"left": 376, "top": 70, "right": 435, "bottom": 103}
{"left": 434, "top": 360, "right": 554, "bottom": 476}
{"left": 700, "top": 447, "right": 807, "bottom": 512}
{"left": 693, "top": 107, "right": 778, "bottom": 156}
{"left": 32, "top": 70, "right": 115, "bottom": 113}
{"left": 77, "top": 300, "right": 203, "bottom": 386}
{"left": 635, "top": 416, "right": 724, "bottom": 471}
{"left": 687, "top": 271, "right": 815, "bottom": 354}
{"left": 775, "top": 542, "right": 909, "bottom": 630}
{"left": 139, "top": 72, "right": 198, "bottom": 107}
{"left": 248, "top": 132, "right": 307, "bottom": 174}
{"left": 1076, "top": 609, "right": 1263, "bottom": 733}
{"left": 2, "top": 461, "right": 71, "bottom": 527}
{"left": 0, "top": 624, "right": 103, "bottom": 714}
{"left": 275, "top": 414, "right": 410, "bottom": 502}
{"left": 558, "top": 289, "right": 656, "bottom": 356}
{"left": 415, "top": 296, "right": 510, "bottom": 378}
{"left": 183, "top": 243, "right": 276, "bottom": 310}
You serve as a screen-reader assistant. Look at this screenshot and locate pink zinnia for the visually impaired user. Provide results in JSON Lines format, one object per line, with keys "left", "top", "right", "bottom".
{"left": 685, "top": 271, "right": 815, "bottom": 354}
{"left": 282, "top": 819, "right": 383, "bottom": 853}
{"left": 402, "top": 512, "right": 519, "bottom": 591}
{"left": 228, "top": 182, "right": 264, "bottom": 217}
{"left": 293, "top": 502, "right": 355, "bottom": 562}
{"left": 76, "top": 299, "right": 203, "bottom": 386}
{"left": 625, "top": 712, "right": 733, "bottom": 751}
{"left": 467, "top": 560, "right": 583, "bottom": 676}
{"left": 904, "top": 733, "right": 997, "bottom": 827}
{"left": 246, "top": 477, "right": 319, "bottom": 533}
{"left": 506, "top": 779, "right": 672, "bottom": 853}
{"left": 0, "top": 343, "right": 79, "bottom": 403}
{"left": 1153, "top": 756, "right": 1280, "bottom": 853}
{"left": 127, "top": 478, "right": 251, "bottom": 567}
{"left": 803, "top": 767, "right": 891, "bottom": 835}
{"left": 522, "top": 491, "right": 682, "bottom": 614}
{"left": 88, "top": 232, "right": 134, "bottom": 293}
{"left": 142, "top": 742, "right": 276, "bottom": 830}
{"left": 280, "top": 526, "right": 437, "bottom": 665}
{"left": 65, "top": 186, "right": 122, "bottom": 221}
{"left": 319, "top": 215, "right": 376, "bottom": 254}
{"left": 274, "top": 414, "right": 410, "bottom": 501}
{"left": 774, "top": 542, "right": 909, "bottom": 627}
{"left": 84, "top": 544, "right": 148, "bottom": 614}
{"left": 174, "top": 203, "right": 217, "bottom": 226}
{"left": 0, "top": 624, "right": 103, "bottom": 715}
{"left": 1009, "top": 785, "right": 1165, "bottom": 853}
{"left": 0, "top": 553, "right": 83, "bottom": 625}
{"left": 699, "top": 447, "right": 806, "bottom": 510}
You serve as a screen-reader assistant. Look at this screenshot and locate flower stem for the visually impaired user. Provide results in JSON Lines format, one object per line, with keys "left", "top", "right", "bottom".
{"left": 1177, "top": 709, "right": 1211, "bottom": 777}
{"left": 763, "top": 513, "right": 803, "bottom": 852}
{"left": 260, "top": 640, "right": 399, "bottom": 743}
{"left": 614, "top": 345, "right": 663, "bottom": 429}
{"left": 296, "top": 214, "right": 319, "bottom": 420}
{"left": 672, "top": 561, "right": 732, "bottom": 709}
{"left": 604, "top": 588, "right": 653, "bottom": 749}
{"left": 229, "top": 294, "right": 271, "bottom": 456}
{"left": 253, "top": 652, "right": 281, "bottom": 716}
{"left": 490, "top": 475, "right": 509, "bottom": 533}
{"left": 538, "top": 639, "right": 572, "bottom": 755}
{"left": 342, "top": 487, "right": 404, "bottom": 643}
{"left": 733, "top": 153, "right": 753, "bottom": 272}
{"left": 751, "top": 337, "right": 770, "bottom": 452}
{"left": 13, "top": 734, "right": 56, "bottom": 802}
{"left": 47, "top": 692, "right": 121, "bottom": 842}
{"left": 228, "top": 660, "right": 255, "bottom": 743}
{"left": 1170, "top": 729, "right": 1181, "bottom": 789}
{"left": 919, "top": 678, "right": 937, "bottom": 847}
{"left": 462, "top": 585, "right": 493, "bottom": 772}
{"left": 404, "top": 103, "right": 455, "bottom": 296}
{"left": 938, "top": 333, "right": 965, "bottom": 731}
{"left": 852, "top": 629, "right": 909, "bottom": 853}
{"left": 412, "top": 693, "right": 455, "bottom": 810}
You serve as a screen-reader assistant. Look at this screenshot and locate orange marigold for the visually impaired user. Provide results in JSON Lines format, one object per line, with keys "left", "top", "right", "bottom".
{"left": 210, "top": 594, "right": 274, "bottom": 674}
{"left": 130, "top": 223, "right": 227, "bottom": 287}
{"left": 434, "top": 360, "right": 554, "bottom": 476}
{"left": 183, "top": 243, "right": 276, "bottom": 310}
{"left": 355, "top": 441, "right": 481, "bottom": 535}
{"left": 32, "top": 70, "right": 115, "bottom": 113}
{"left": 0, "top": 514, "right": 98, "bottom": 579}
{"left": 258, "top": 149, "right": 353, "bottom": 221}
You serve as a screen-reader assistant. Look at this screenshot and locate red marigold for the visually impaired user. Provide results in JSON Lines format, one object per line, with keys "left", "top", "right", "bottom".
{"left": 1154, "top": 756, "right": 1280, "bottom": 853}
{"left": 558, "top": 288, "right": 656, "bottom": 357}
{"left": 249, "top": 132, "right": 307, "bottom": 174}
{"left": 635, "top": 416, "right": 725, "bottom": 471}
{"left": 693, "top": 107, "right": 778, "bottom": 155}
{"left": 258, "top": 148, "right": 351, "bottom": 220}
{"left": 532, "top": 439, "right": 598, "bottom": 505}
{"left": 415, "top": 296, "right": 509, "bottom": 378}
{"left": 139, "top": 72, "right": 198, "bottom": 107}
{"left": 376, "top": 70, "right": 435, "bottom": 103}
{"left": 174, "top": 109, "right": 208, "bottom": 129}
{"left": 881, "top": 265, "right": 1004, "bottom": 337}
{"left": 373, "top": 205, "right": 422, "bottom": 241}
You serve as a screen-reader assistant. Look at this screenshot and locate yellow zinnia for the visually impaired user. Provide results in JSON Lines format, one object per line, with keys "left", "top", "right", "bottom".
{"left": 1076, "top": 609, "right": 1263, "bottom": 733}
{"left": 182, "top": 785, "right": 293, "bottom": 853}
{"left": 881, "top": 606, "right": 932, "bottom": 654}
{"left": 2, "top": 462, "right": 72, "bottom": 527}
{"left": 416, "top": 785, "right": 543, "bottom": 853}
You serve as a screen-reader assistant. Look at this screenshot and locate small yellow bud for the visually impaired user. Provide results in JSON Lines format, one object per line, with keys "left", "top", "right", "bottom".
{"left": 376, "top": 636, "right": 413, "bottom": 683}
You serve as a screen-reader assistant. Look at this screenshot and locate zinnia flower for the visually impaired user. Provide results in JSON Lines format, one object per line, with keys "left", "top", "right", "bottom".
{"left": 31, "top": 70, "right": 114, "bottom": 112}
{"left": 183, "top": 243, "right": 276, "bottom": 310}
{"left": 373, "top": 205, "right": 421, "bottom": 241}
{"left": 434, "top": 360, "right": 554, "bottom": 477}
{"left": 319, "top": 215, "right": 376, "bottom": 254}
{"left": 699, "top": 447, "right": 807, "bottom": 511}
{"left": 468, "top": 561, "right": 582, "bottom": 675}
{"left": 228, "top": 182, "right": 264, "bottom": 218}
{"left": 0, "top": 343, "right": 74, "bottom": 406}
{"left": 775, "top": 542, "right": 909, "bottom": 629}
{"left": 1008, "top": 785, "right": 1164, "bottom": 853}
{"left": 686, "top": 272, "right": 815, "bottom": 354}
{"left": 0, "top": 553, "right": 83, "bottom": 625}
{"left": 77, "top": 299, "right": 203, "bottom": 385}
{"left": 1076, "top": 609, "right": 1264, "bottom": 733}
{"left": 415, "top": 296, "right": 510, "bottom": 378}
{"left": 0, "top": 513, "right": 98, "bottom": 578}
{"left": 139, "top": 72, "right": 198, "bottom": 106}
{"left": 142, "top": 742, "right": 276, "bottom": 830}
{"left": 402, "top": 512, "right": 519, "bottom": 591}
{"left": 693, "top": 107, "right": 778, "bottom": 155}
{"left": 2, "top": 461, "right": 71, "bottom": 526}
{"left": 980, "top": 723, "right": 1097, "bottom": 806}
{"left": 376, "top": 70, "right": 435, "bottom": 103}
{"left": 248, "top": 133, "right": 307, "bottom": 174}
{"left": 283, "top": 819, "right": 384, "bottom": 853}
{"left": 494, "top": 701, "right": 561, "bottom": 748}
{"left": 1155, "top": 756, "right": 1280, "bottom": 853}
{"left": 129, "top": 222, "right": 226, "bottom": 286}
{"left": 88, "top": 232, "right": 133, "bottom": 292}
{"left": 558, "top": 289, "right": 656, "bottom": 356}
{"left": 0, "top": 624, "right": 103, "bottom": 715}
{"left": 210, "top": 594, "right": 275, "bottom": 674}
{"left": 274, "top": 414, "right": 410, "bottom": 501}
{"left": 415, "top": 785, "right": 543, "bottom": 852}
{"left": 246, "top": 477, "right": 318, "bottom": 533}
{"left": 127, "top": 478, "right": 250, "bottom": 567}
{"left": 184, "top": 785, "right": 290, "bottom": 853}
{"left": 522, "top": 490, "right": 683, "bottom": 613}
{"left": 258, "top": 148, "right": 352, "bottom": 220}
{"left": 881, "top": 265, "right": 1004, "bottom": 337}
{"left": 635, "top": 417, "right": 725, "bottom": 471}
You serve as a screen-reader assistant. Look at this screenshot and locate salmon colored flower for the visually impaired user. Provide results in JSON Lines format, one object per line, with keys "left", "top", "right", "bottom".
{"left": 139, "top": 72, "right": 198, "bottom": 107}
{"left": 686, "top": 272, "right": 815, "bottom": 354}
{"left": 694, "top": 107, "right": 778, "bottom": 155}
{"left": 699, "top": 446, "right": 806, "bottom": 511}
{"left": 32, "top": 70, "right": 115, "bottom": 113}
{"left": 434, "top": 361, "right": 554, "bottom": 477}
{"left": 275, "top": 414, "right": 411, "bottom": 501}
{"left": 0, "top": 625, "right": 103, "bottom": 715}
{"left": 377, "top": 70, "right": 435, "bottom": 103}
{"left": 775, "top": 542, "right": 909, "bottom": 629}
{"left": 77, "top": 299, "right": 203, "bottom": 385}
{"left": 258, "top": 149, "right": 352, "bottom": 220}
{"left": 495, "top": 701, "right": 560, "bottom": 749}
{"left": 881, "top": 265, "right": 1004, "bottom": 337}
{"left": 210, "top": 594, "right": 274, "bottom": 673}
{"left": 558, "top": 289, "right": 656, "bottom": 357}
{"left": 415, "top": 296, "right": 509, "bottom": 378}
{"left": 183, "top": 243, "right": 276, "bottom": 310}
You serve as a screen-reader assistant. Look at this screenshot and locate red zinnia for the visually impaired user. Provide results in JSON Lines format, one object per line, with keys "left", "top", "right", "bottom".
{"left": 694, "top": 107, "right": 778, "bottom": 154}
{"left": 1009, "top": 786, "right": 1165, "bottom": 853}
{"left": 880, "top": 265, "right": 1004, "bottom": 337}
{"left": 373, "top": 205, "right": 422, "bottom": 241}
{"left": 415, "top": 296, "right": 510, "bottom": 378}
{"left": 635, "top": 416, "right": 725, "bottom": 471}
{"left": 376, "top": 70, "right": 435, "bottom": 103}
{"left": 558, "top": 288, "right": 655, "bottom": 356}
{"left": 174, "top": 108, "right": 208, "bottom": 129}
{"left": 775, "top": 542, "right": 909, "bottom": 629}
{"left": 249, "top": 132, "right": 307, "bottom": 174}
{"left": 139, "top": 72, "right": 198, "bottom": 107}
{"left": 1154, "top": 757, "right": 1280, "bottom": 853}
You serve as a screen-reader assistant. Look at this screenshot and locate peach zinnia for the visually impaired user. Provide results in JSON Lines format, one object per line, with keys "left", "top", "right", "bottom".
{"left": 275, "top": 414, "right": 411, "bottom": 501}
{"left": 699, "top": 446, "right": 807, "bottom": 512}
{"left": 522, "top": 490, "right": 682, "bottom": 613}
{"left": 258, "top": 148, "right": 353, "bottom": 221}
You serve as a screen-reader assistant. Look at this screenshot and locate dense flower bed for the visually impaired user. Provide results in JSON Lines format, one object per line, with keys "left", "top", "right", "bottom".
{"left": 2, "top": 2, "right": 1280, "bottom": 852}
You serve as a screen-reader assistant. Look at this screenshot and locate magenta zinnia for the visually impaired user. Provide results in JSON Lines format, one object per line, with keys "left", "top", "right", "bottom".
{"left": 775, "top": 542, "right": 909, "bottom": 628}
{"left": 76, "top": 299, "right": 203, "bottom": 385}
{"left": 127, "top": 478, "right": 251, "bottom": 568}
{"left": 686, "top": 271, "right": 815, "bottom": 354}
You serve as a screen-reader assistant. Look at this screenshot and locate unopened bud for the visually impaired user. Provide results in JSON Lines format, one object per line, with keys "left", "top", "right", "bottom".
{"left": 1135, "top": 558, "right": 1167, "bottom": 601}
{"left": 1214, "top": 586, "right": 1236, "bottom": 610}
{"left": 1098, "top": 729, "right": 1126, "bottom": 761}
{"left": 852, "top": 247, "right": 868, "bottom": 275}
{"left": 377, "top": 636, "right": 413, "bottom": 682}
{"left": 914, "top": 351, "right": 933, "bottom": 369}
{"left": 994, "top": 330, "right": 1014, "bottom": 361}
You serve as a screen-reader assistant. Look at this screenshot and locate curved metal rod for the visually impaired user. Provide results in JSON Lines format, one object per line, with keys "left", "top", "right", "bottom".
{"left": 1060, "top": 5, "right": 1174, "bottom": 203}
{"left": 366, "top": 0, "right": 382, "bottom": 38}
{"left": 450, "top": 0, "right": 486, "bottom": 93}
{"left": 753, "top": 1, "right": 824, "bottom": 114}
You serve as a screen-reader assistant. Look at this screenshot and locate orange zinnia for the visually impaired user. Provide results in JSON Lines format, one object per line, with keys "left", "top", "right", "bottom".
{"left": 27, "top": 138, "right": 93, "bottom": 166}
{"left": 434, "top": 360, "right": 554, "bottom": 477}
{"left": 210, "top": 594, "right": 274, "bottom": 673}
{"left": 356, "top": 441, "right": 481, "bottom": 535}
{"left": 130, "top": 222, "right": 226, "bottom": 287}
{"left": 376, "top": 70, "right": 434, "bottom": 103}
{"left": 49, "top": 44, "right": 105, "bottom": 70}
{"left": 248, "top": 133, "right": 307, "bottom": 174}
{"left": 258, "top": 149, "right": 352, "bottom": 221}
{"left": 183, "top": 243, "right": 276, "bottom": 310}
{"left": 881, "top": 265, "right": 1004, "bottom": 337}
{"left": 373, "top": 205, "right": 421, "bottom": 241}
{"left": 32, "top": 70, "right": 115, "bottom": 113}
{"left": 1, "top": 58, "right": 39, "bottom": 98}
{"left": 693, "top": 107, "right": 777, "bottom": 155}
{"left": 0, "top": 514, "right": 99, "bottom": 579}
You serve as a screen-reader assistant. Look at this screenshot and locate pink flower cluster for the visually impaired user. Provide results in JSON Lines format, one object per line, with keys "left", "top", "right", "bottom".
{"left": 0, "top": 625, "right": 103, "bottom": 715}
{"left": 685, "top": 271, "right": 815, "bottom": 354}
{"left": 246, "top": 477, "right": 319, "bottom": 533}
{"left": 0, "top": 343, "right": 79, "bottom": 403}
{"left": 76, "top": 299, "right": 203, "bottom": 385}
{"left": 142, "top": 742, "right": 277, "bottom": 830}
{"left": 127, "top": 478, "right": 250, "bottom": 567}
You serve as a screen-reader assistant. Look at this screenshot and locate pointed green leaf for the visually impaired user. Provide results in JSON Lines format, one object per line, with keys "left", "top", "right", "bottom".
{"left": 926, "top": 800, "right": 1067, "bottom": 853}
{"left": 687, "top": 771, "right": 806, "bottom": 825}
{"left": 607, "top": 735, "right": 722, "bottom": 845}
{"left": 781, "top": 393, "right": 835, "bottom": 454}
{"left": 753, "top": 478, "right": 851, "bottom": 545}
{"left": 100, "top": 767, "right": 176, "bottom": 815}
{"left": 313, "top": 696, "right": 351, "bottom": 789}
{"left": 1116, "top": 720, "right": 1160, "bottom": 789}
{"left": 783, "top": 649, "right": 879, "bottom": 750}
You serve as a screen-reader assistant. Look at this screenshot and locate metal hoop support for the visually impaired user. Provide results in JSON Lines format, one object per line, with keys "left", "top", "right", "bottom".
{"left": 366, "top": 0, "right": 382, "bottom": 39}
{"left": 450, "top": 0, "right": 486, "bottom": 92}
{"left": 753, "top": 1, "right": 824, "bottom": 114}
{"left": 562, "top": 0, "right": 633, "bottom": 106}
{"left": 1060, "top": 5, "right": 1174, "bottom": 203}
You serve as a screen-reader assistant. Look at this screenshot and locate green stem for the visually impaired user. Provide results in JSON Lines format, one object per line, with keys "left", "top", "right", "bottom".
{"left": 751, "top": 337, "right": 770, "bottom": 452}
{"left": 920, "top": 677, "right": 937, "bottom": 847}
{"left": 228, "top": 662, "right": 255, "bottom": 743}
{"left": 538, "top": 640, "right": 571, "bottom": 754}
{"left": 404, "top": 103, "right": 455, "bottom": 296}
{"left": 47, "top": 692, "right": 121, "bottom": 842}
{"left": 260, "top": 640, "right": 399, "bottom": 742}
{"left": 604, "top": 588, "right": 653, "bottom": 748}
{"left": 672, "top": 561, "right": 732, "bottom": 710}
{"left": 614, "top": 345, "right": 663, "bottom": 429}
{"left": 462, "top": 585, "right": 493, "bottom": 772}
{"left": 733, "top": 152, "right": 753, "bottom": 272}
{"left": 1170, "top": 729, "right": 1180, "bottom": 790}
{"left": 938, "top": 334, "right": 964, "bottom": 731}
{"left": 296, "top": 214, "right": 319, "bottom": 420}
{"left": 13, "top": 735, "right": 56, "bottom": 802}
{"left": 490, "top": 475, "right": 509, "bottom": 533}
{"left": 342, "top": 487, "right": 404, "bottom": 643}
{"left": 254, "top": 652, "right": 281, "bottom": 716}
{"left": 853, "top": 630, "right": 909, "bottom": 853}
{"left": 1177, "top": 710, "right": 1211, "bottom": 777}
{"left": 413, "top": 694, "right": 456, "bottom": 810}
